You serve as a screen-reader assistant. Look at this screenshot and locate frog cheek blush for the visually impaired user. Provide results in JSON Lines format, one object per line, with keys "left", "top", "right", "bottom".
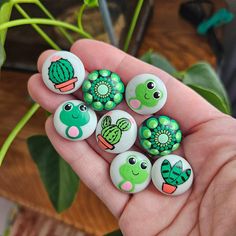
{"left": 41, "top": 51, "right": 194, "bottom": 196}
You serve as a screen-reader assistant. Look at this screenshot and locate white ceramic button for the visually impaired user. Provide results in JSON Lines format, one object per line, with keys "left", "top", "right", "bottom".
{"left": 125, "top": 73, "right": 167, "bottom": 115}
{"left": 96, "top": 110, "right": 137, "bottom": 153}
{"left": 42, "top": 51, "right": 85, "bottom": 94}
{"left": 110, "top": 151, "right": 152, "bottom": 193}
{"left": 53, "top": 100, "right": 97, "bottom": 141}
{"left": 152, "top": 155, "right": 193, "bottom": 196}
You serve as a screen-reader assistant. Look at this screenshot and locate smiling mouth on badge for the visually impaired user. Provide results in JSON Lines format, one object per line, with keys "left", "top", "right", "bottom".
{"left": 72, "top": 115, "right": 79, "bottom": 119}
{"left": 144, "top": 93, "right": 150, "bottom": 100}
{"left": 132, "top": 170, "right": 139, "bottom": 176}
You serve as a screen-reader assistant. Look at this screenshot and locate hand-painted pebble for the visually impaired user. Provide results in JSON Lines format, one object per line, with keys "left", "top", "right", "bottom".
{"left": 152, "top": 155, "right": 193, "bottom": 196}
{"left": 96, "top": 110, "right": 137, "bottom": 153}
{"left": 110, "top": 151, "right": 152, "bottom": 193}
{"left": 53, "top": 100, "right": 97, "bottom": 141}
{"left": 139, "top": 115, "right": 182, "bottom": 156}
{"left": 42, "top": 51, "right": 85, "bottom": 94}
{"left": 82, "top": 69, "right": 125, "bottom": 111}
{"left": 125, "top": 73, "right": 167, "bottom": 115}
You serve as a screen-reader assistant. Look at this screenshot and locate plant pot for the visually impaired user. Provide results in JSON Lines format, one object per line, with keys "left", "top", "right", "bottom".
{"left": 54, "top": 78, "right": 78, "bottom": 92}
{"left": 162, "top": 183, "right": 177, "bottom": 194}
{"left": 97, "top": 134, "right": 114, "bottom": 150}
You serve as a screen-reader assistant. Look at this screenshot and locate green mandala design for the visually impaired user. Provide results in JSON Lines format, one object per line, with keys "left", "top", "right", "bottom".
{"left": 139, "top": 116, "right": 182, "bottom": 156}
{"left": 82, "top": 69, "right": 124, "bottom": 111}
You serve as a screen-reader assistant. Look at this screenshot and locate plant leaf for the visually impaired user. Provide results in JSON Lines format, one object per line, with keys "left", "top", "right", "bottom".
{"left": 0, "top": 0, "right": 13, "bottom": 45}
{"left": 182, "top": 62, "right": 231, "bottom": 114}
{"left": 161, "top": 159, "right": 171, "bottom": 182}
{"left": 104, "top": 229, "right": 123, "bottom": 236}
{"left": 173, "top": 169, "right": 191, "bottom": 185}
{"left": 27, "top": 135, "right": 79, "bottom": 213}
{"left": 0, "top": 40, "right": 6, "bottom": 69}
{"left": 168, "top": 160, "right": 182, "bottom": 184}
{"left": 140, "top": 51, "right": 177, "bottom": 75}
{"left": 84, "top": 0, "right": 99, "bottom": 7}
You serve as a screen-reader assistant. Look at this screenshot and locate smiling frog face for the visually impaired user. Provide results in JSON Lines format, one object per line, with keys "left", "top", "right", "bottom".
{"left": 60, "top": 101, "right": 90, "bottom": 127}
{"left": 135, "top": 79, "right": 162, "bottom": 108}
{"left": 119, "top": 155, "right": 149, "bottom": 184}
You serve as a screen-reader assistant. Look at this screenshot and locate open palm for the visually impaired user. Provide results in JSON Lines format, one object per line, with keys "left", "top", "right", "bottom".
{"left": 28, "top": 40, "right": 236, "bottom": 236}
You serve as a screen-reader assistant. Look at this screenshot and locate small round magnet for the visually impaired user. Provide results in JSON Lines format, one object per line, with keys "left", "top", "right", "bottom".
{"left": 110, "top": 151, "right": 152, "bottom": 193}
{"left": 139, "top": 115, "right": 182, "bottom": 156}
{"left": 152, "top": 155, "right": 193, "bottom": 196}
{"left": 96, "top": 110, "right": 137, "bottom": 153}
{"left": 42, "top": 51, "right": 85, "bottom": 94}
{"left": 125, "top": 73, "right": 167, "bottom": 115}
{"left": 53, "top": 100, "right": 97, "bottom": 141}
{"left": 82, "top": 69, "right": 125, "bottom": 111}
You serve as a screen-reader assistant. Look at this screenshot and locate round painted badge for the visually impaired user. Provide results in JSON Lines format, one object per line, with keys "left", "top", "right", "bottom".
{"left": 139, "top": 115, "right": 182, "bottom": 156}
{"left": 53, "top": 100, "right": 97, "bottom": 141}
{"left": 152, "top": 155, "right": 193, "bottom": 196}
{"left": 110, "top": 151, "right": 152, "bottom": 193}
{"left": 125, "top": 73, "right": 167, "bottom": 115}
{"left": 42, "top": 51, "right": 85, "bottom": 94}
{"left": 96, "top": 110, "right": 137, "bottom": 153}
{"left": 82, "top": 69, "right": 125, "bottom": 111}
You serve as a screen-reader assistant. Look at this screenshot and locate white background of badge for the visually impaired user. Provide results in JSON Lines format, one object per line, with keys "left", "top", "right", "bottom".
{"left": 152, "top": 155, "right": 194, "bottom": 196}
{"left": 95, "top": 110, "right": 137, "bottom": 153}
{"left": 110, "top": 151, "right": 152, "bottom": 193}
{"left": 53, "top": 100, "right": 97, "bottom": 141}
{"left": 42, "top": 51, "right": 85, "bottom": 94}
{"left": 125, "top": 73, "right": 168, "bottom": 115}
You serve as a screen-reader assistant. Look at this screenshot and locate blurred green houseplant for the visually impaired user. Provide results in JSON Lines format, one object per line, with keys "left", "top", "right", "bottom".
{"left": 0, "top": 0, "right": 231, "bottom": 218}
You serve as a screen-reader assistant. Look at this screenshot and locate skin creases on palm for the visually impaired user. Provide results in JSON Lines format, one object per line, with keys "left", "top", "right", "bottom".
{"left": 27, "top": 39, "right": 236, "bottom": 236}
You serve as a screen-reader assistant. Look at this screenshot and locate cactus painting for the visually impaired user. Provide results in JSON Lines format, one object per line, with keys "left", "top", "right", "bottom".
{"left": 161, "top": 159, "right": 191, "bottom": 194}
{"left": 48, "top": 57, "right": 78, "bottom": 92}
{"left": 97, "top": 115, "right": 131, "bottom": 150}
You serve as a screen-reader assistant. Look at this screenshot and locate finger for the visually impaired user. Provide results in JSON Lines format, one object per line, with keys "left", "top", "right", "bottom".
{"left": 45, "top": 117, "right": 130, "bottom": 217}
{"left": 71, "top": 39, "right": 223, "bottom": 133}
{"left": 28, "top": 74, "right": 119, "bottom": 161}
{"left": 28, "top": 74, "right": 74, "bottom": 112}
{"left": 37, "top": 49, "right": 56, "bottom": 72}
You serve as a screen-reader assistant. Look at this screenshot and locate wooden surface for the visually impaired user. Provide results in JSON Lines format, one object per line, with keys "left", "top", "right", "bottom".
{"left": 138, "top": 0, "right": 225, "bottom": 69}
{"left": 0, "top": 70, "right": 118, "bottom": 236}
{"left": 11, "top": 207, "right": 90, "bottom": 236}
{"left": 0, "top": 0, "right": 224, "bottom": 235}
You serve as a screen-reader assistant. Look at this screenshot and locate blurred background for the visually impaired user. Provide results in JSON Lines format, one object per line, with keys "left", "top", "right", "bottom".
{"left": 0, "top": 0, "right": 235, "bottom": 235}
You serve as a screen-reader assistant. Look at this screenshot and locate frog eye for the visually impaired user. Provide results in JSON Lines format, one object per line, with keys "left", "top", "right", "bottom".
{"left": 140, "top": 162, "right": 147, "bottom": 169}
{"left": 147, "top": 81, "right": 155, "bottom": 89}
{"left": 153, "top": 91, "right": 161, "bottom": 99}
{"left": 79, "top": 104, "right": 87, "bottom": 112}
{"left": 64, "top": 103, "right": 73, "bottom": 111}
{"left": 128, "top": 156, "right": 136, "bottom": 165}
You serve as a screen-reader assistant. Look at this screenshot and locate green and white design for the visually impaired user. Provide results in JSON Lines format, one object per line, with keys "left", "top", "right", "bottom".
{"left": 82, "top": 69, "right": 125, "bottom": 111}
{"left": 96, "top": 110, "right": 137, "bottom": 153}
{"left": 110, "top": 151, "right": 152, "bottom": 193}
{"left": 125, "top": 73, "right": 167, "bottom": 115}
{"left": 152, "top": 155, "right": 194, "bottom": 196}
{"left": 42, "top": 51, "right": 85, "bottom": 94}
{"left": 53, "top": 100, "right": 97, "bottom": 141}
{"left": 139, "top": 115, "right": 182, "bottom": 156}
{"left": 97, "top": 116, "right": 131, "bottom": 151}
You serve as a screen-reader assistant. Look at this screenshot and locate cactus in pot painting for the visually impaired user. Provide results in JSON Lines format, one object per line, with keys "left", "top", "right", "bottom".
{"left": 97, "top": 116, "right": 131, "bottom": 150}
{"left": 161, "top": 159, "right": 191, "bottom": 194}
{"left": 48, "top": 57, "right": 78, "bottom": 92}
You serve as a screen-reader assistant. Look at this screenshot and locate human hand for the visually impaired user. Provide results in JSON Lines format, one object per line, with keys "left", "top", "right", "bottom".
{"left": 28, "top": 39, "right": 236, "bottom": 236}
